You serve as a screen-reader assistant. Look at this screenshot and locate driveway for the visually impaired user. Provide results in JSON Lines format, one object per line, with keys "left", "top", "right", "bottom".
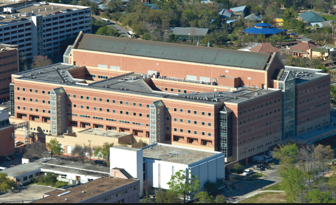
{"left": 0, "top": 185, "right": 58, "bottom": 203}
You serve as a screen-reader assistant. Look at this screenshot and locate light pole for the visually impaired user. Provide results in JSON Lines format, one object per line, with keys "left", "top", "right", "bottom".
{"left": 88, "top": 140, "right": 92, "bottom": 164}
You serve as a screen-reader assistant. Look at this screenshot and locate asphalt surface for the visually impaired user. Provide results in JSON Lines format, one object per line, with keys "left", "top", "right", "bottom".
{"left": 92, "top": 16, "right": 130, "bottom": 38}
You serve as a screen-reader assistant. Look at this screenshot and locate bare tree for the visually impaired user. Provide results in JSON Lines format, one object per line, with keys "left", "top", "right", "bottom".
{"left": 71, "top": 144, "right": 90, "bottom": 163}
{"left": 31, "top": 55, "right": 52, "bottom": 69}
{"left": 143, "top": 179, "right": 152, "bottom": 198}
{"left": 23, "top": 141, "right": 47, "bottom": 159}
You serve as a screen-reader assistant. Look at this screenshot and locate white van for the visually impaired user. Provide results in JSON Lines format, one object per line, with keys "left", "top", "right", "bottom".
{"left": 101, "top": 18, "right": 110, "bottom": 24}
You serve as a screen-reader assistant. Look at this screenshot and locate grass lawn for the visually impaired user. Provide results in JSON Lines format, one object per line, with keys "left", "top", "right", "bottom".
{"left": 54, "top": 181, "right": 68, "bottom": 188}
{"left": 263, "top": 182, "right": 283, "bottom": 191}
{"left": 320, "top": 14, "right": 336, "bottom": 21}
{"left": 240, "top": 192, "right": 288, "bottom": 203}
{"left": 250, "top": 173, "right": 265, "bottom": 178}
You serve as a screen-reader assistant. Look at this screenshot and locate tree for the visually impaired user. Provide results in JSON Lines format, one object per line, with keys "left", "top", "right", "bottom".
{"left": 71, "top": 144, "right": 90, "bottom": 163}
{"left": 31, "top": 55, "right": 52, "bottom": 69}
{"left": 313, "top": 144, "right": 334, "bottom": 180}
{"left": 280, "top": 166, "right": 307, "bottom": 202}
{"left": 108, "top": 0, "right": 123, "bottom": 12}
{"left": 194, "top": 191, "right": 214, "bottom": 203}
{"left": 272, "top": 143, "right": 298, "bottom": 168}
{"left": 155, "top": 189, "right": 181, "bottom": 203}
{"left": 215, "top": 195, "right": 226, "bottom": 203}
{"left": 23, "top": 142, "right": 47, "bottom": 159}
{"left": 36, "top": 173, "right": 57, "bottom": 186}
{"left": 305, "top": 189, "right": 336, "bottom": 203}
{"left": 203, "top": 180, "right": 217, "bottom": 194}
{"left": 93, "top": 142, "right": 114, "bottom": 166}
{"left": 95, "top": 27, "right": 120, "bottom": 37}
{"left": 233, "top": 163, "right": 244, "bottom": 177}
{"left": 48, "top": 138, "right": 63, "bottom": 158}
{"left": 167, "top": 170, "right": 200, "bottom": 203}
{"left": 0, "top": 173, "right": 18, "bottom": 193}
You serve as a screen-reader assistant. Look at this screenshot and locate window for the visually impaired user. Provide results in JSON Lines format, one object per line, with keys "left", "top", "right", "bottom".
{"left": 202, "top": 122, "right": 205, "bottom": 125}
{"left": 94, "top": 97, "right": 96, "bottom": 101}
{"left": 86, "top": 106, "right": 89, "bottom": 109}
{"left": 126, "top": 102, "right": 129, "bottom": 105}
{"left": 194, "top": 131, "right": 197, "bottom": 134}
{"left": 180, "top": 129, "right": 183, "bottom": 132}
{"left": 35, "top": 90, "right": 38, "bottom": 93}
{"left": 120, "top": 111, "right": 123, "bottom": 114}
{"left": 99, "top": 108, "right": 102, "bottom": 111}
{"left": 86, "top": 96, "right": 89, "bottom": 100}
{"left": 180, "top": 119, "right": 183, "bottom": 122}
{"left": 126, "top": 111, "right": 129, "bottom": 115}
{"left": 80, "top": 95, "right": 83, "bottom": 99}
{"left": 194, "top": 121, "right": 197, "bottom": 124}
{"left": 99, "top": 98, "right": 102, "bottom": 101}
{"left": 139, "top": 103, "right": 142, "bottom": 107}
{"left": 208, "top": 123, "right": 211, "bottom": 126}
{"left": 133, "top": 103, "right": 136, "bottom": 106}
{"left": 194, "top": 111, "right": 197, "bottom": 114}
{"left": 120, "top": 101, "right": 123, "bottom": 104}
{"left": 188, "top": 120, "right": 191, "bottom": 123}
{"left": 73, "top": 95, "right": 76, "bottom": 98}
{"left": 107, "top": 99, "right": 109, "bottom": 102}
{"left": 30, "top": 89, "right": 32, "bottom": 92}
{"left": 174, "top": 108, "right": 177, "bottom": 111}
{"left": 180, "top": 109, "right": 183, "bottom": 112}
{"left": 202, "top": 132, "right": 205, "bottom": 135}
{"left": 174, "top": 118, "right": 177, "bottom": 122}
{"left": 94, "top": 107, "right": 96, "bottom": 110}
{"left": 202, "top": 112, "right": 205, "bottom": 115}
{"left": 208, "top": 133, "right": 211, "bottom": 136}
{"left": 208, "top": 113, "right": 211, "bottom": 116}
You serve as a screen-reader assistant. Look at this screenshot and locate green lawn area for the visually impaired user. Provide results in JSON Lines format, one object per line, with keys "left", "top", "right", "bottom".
{"left": 320, "top": 14, "right": 336, "bottom": 21}
{"left": 263, "top": 182, "right": 283, "bottom": 191}
{"left": 240, "top": 192, "right": 288, "bottom": 203}
{"left": 250, "top": 173, "right": 265, "bottom": 179}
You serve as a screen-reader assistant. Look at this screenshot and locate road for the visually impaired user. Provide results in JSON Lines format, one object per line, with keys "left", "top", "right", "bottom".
{"left": 92, "top": 15, "right": 130, "bottom": 38}
{"left": 224, "top": 163, "right": 282, "bottom": 203}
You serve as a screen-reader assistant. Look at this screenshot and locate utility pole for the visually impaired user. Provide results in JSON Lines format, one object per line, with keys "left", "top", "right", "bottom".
{"left": 88, "top": 140, "right": 92, "bottom": 164}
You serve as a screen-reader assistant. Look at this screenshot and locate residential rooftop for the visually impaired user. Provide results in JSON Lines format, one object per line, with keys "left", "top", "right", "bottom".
{"left": 13, "top": 63, "right": 281, "bottom": 105}
{"left": 32, "top": 176, "right": 138, "bottom": 203}
{"left": 78, "top": 128, "right": 131, "bottom": 138}
{"left": 0, "top": 3, "right": 89, "bottom": 23}
{"left": 142, "top": 143, "right": 220, "bottom": 165}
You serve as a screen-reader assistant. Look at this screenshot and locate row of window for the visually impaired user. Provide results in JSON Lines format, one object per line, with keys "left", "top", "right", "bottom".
{"left": 298, "top": 94, "right": 327, "bottom": 105}
{"left": 0, "top": 68, "right": 17, "bottom": 74}
{"left": 172, "top": 108, "right": 211, "bottom": 116}
{"left": 239, "top": 128, "right": 281, "bottom": 144}
{"left": 239, "top": 99, "right": 281, "bottom": 115}
{"left": 0, "top": 54, "right": 16, "bottom": 60}
{"left": 298, "top": 83, "right": 329, "bottom": 95}
{"left": 298, "top": 101, "right": 329, "bottom": 114}
{"left": 239, "top": 109, "right": 281, "bottom": 125}
{"left": 298, "top": 112, "right": 328, "bottom": 125}
{"left": 0, "top": 77, "right": 10, "bottom": 82}
{"left": 171, "top": 127, "right": 212, "bottom": 136}
{"left": 16, "top": 87, "right": 51, "bottom": 94}
{"left": 171, "top": 118, "right": 212, "bottom": 126}
{"left": 17, "top": 106, "right": 50, "bottom": 113}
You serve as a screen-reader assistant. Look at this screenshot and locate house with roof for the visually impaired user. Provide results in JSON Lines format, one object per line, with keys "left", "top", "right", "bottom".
{"left": 298, "top": 11, "right": 326, "bottom": 23}
{"left": 218, "top": 8, "right": 232, "bottom": 19}
{"left": 238, "top": 43, "right": 281, "bottom": 55}
{"left": 172, "top": 27, "right": 209, "bottom": 41}
{"left": 244, "top": 23, "right": 286, "bottom": 37}
{"left": 288, "top": 39, "right": 326, "bottom": 59}
{"left": 244, "top": 13, "right": 262, "bottom": 21}
{"left": 229, "top": 5, "right": 246, "bottom": 18}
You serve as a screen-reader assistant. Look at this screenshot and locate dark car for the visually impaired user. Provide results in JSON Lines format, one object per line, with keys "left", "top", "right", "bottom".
{"left": 0, "top": 156, "right": 9, "bottom": 161}
{"left": 7, "top": 155, "right": 15, "bottom": 160}
{"left": 94, "top": 160, "right": 107, "bottom": 166}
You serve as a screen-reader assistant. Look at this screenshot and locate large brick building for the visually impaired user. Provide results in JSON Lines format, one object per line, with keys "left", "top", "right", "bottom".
{"left": 0, "top": 110, "right": 15, "bottom": 157}
{"left": 10, "top": 33, "right": 331, "bottom": 164}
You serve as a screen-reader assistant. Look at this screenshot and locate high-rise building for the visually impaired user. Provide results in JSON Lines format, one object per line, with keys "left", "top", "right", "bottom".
{"left": 0, "top": 2, "right": 91, "bottom": 59}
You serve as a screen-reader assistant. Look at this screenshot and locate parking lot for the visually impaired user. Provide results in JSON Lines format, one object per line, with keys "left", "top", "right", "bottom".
{"left": 0, "top": 153, "right": 23, "bottom": 170}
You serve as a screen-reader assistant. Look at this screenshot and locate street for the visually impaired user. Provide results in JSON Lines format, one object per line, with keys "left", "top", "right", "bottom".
{"left": 92, "top": 15, "right": 130, "bottom": 38}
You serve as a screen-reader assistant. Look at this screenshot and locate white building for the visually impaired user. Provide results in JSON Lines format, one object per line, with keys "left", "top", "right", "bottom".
{"left": 110, "top": 143, "right": 225, "bottom": 197}
{"left": 0, "top": 2, "right": 91, "bottom": 59}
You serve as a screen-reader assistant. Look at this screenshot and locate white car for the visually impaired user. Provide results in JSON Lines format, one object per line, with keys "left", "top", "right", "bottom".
{"left": 40, "top": 1, "right": 48, "bottom": 4}
{"left": 242, "top": 169, "right": 253, "bottom": 176}
{"left": 33, "top": 3, "right": 41, "bottom": 6}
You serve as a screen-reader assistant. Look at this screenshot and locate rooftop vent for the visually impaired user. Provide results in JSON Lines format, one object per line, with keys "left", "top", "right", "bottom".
{"left": 32, "top": 76, "right": 36, "bottom": 79}
{"left": 310, "top": 74, "right": 312, "bottom": 77}
{"left": 65, "top": 198, "right": 67, "bottom": 201}
{"left": 233, "top": 96, "right": 237, "bottom": 99}
{"left": 82, "top": 191, "right": 85, "bottom": 193}
{"left": 254, "top": 92, "right": 259, "bottom": 96}
{"left": 57, "top": 191, "right": 71, "bottom": 197}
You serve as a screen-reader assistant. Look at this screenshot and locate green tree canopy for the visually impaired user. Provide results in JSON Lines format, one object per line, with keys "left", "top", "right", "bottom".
{"left": 48, "top": 138, "right": 63, "bottom": 158}
{"left": 167, "top": 170, "right": 200, "bottom": 203}
{"left": 93, "top": 142, "right": 114, "bottom": 166}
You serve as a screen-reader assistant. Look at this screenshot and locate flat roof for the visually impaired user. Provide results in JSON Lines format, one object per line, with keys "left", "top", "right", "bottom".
{"left": 41, "top": 165, "right": 106, "bottom": 178}
{"left": 13, "top": 63, "right": 280, "bottom": 105}
{"left": 0, "top": 158, "right": 110, "bottom": 178}
{"left": 32, "top": 176, "right": 138, "bottom": 203}
{"left": 76, "top": 34, "right": 272, "bottom": 70}
{"left": 284, "top": 66, "right": 329, "bottom": 84}
{"left": 78, "top": 128, "right": 131, "bottom": 138}
{"left": 142, "top": 144, "right": 219, "bottom": 165}
{"left": 0, "top": 3, "right": 89, "bottom": 23}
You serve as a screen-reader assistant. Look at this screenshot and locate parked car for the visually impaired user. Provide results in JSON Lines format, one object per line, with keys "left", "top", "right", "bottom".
{"left": 7, "top": 155, "right": 15, "bottom": 160}
{"left": 0, "top": 156, "right": 10, "bottom": 161}
{"left": 252, "top": 155, "right": 265, "bottom": 163}
{"left": 253, "top": 164, "right": 266, "bottom": 171}
{"left": 242, "top": 169, "right": 253, "bottom": 176}
{"left": 94, "top": 160, "right": 107, "bottom": 166}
